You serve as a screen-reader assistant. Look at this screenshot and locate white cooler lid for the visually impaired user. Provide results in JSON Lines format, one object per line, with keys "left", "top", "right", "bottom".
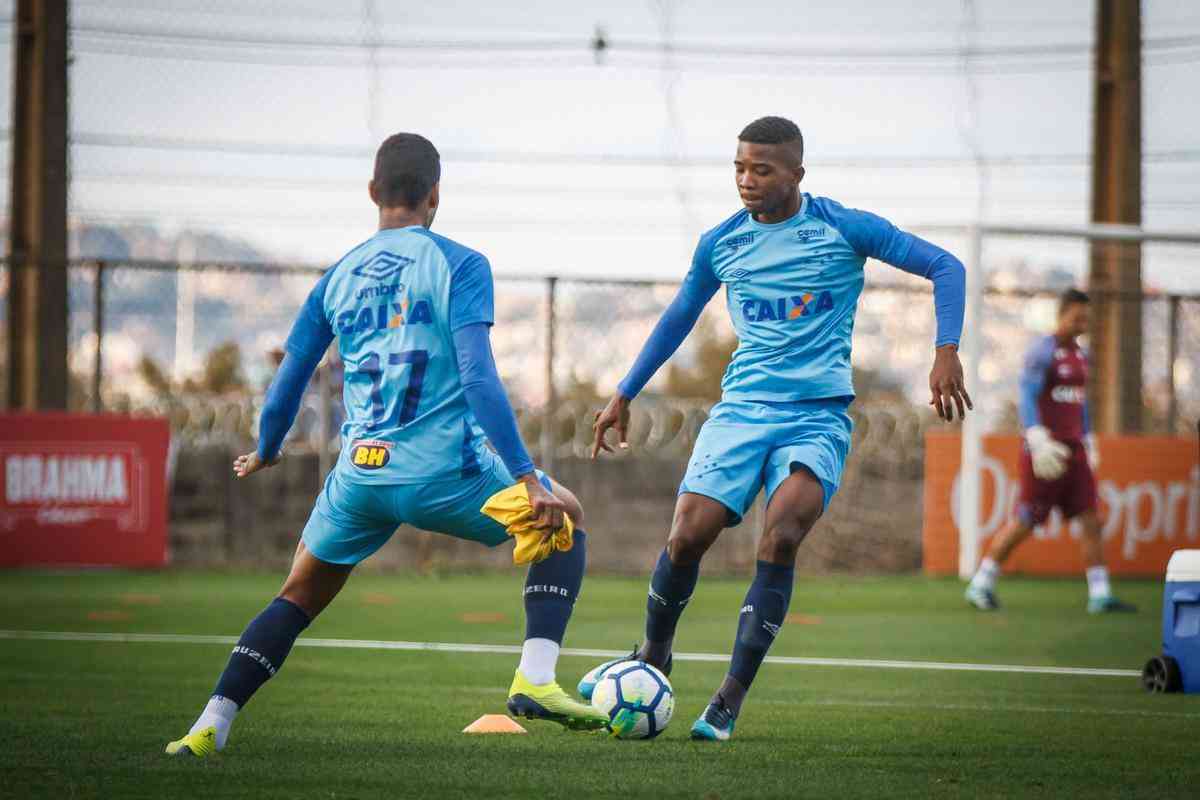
{"left": 1166, "top": 550, "right": 1200, "bottom": 582}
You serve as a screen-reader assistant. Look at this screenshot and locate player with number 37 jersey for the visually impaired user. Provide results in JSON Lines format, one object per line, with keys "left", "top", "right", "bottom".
{"left": 315, "top": 228, "right": 496, "bottom": 485}
{"left": 164, "top": 133, "right": 606, "bottom": 760}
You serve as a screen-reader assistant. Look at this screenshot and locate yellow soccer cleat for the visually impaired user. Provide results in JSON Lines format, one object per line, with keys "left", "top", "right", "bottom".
{"left": 506, "top": 670, "right": 609, "bottom": 731}
{"left": 165, "top": 726, "right": 218, "bottom": 758}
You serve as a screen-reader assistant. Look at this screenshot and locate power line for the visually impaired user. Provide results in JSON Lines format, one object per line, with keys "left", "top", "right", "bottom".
{"left": 64, "top": 21, "right": 1200, "bottom": 61}
{"left": 61, "top": 131, "right": 1200, "bottom": 169}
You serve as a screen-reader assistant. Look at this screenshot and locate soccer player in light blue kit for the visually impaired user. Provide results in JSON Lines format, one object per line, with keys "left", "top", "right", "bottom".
{"left": 588, "top": 117, "right": 972, "bottom": 741}
{"left": 166, "top": 134, "right": 606, "bottom": 757}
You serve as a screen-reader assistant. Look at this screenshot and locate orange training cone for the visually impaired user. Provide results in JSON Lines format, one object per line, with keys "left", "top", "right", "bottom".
{"left": 463, "top": 714, "right": 528, "bottom": 734}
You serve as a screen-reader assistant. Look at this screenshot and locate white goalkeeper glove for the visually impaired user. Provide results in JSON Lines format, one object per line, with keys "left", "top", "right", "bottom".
{"left": 1084, "top": 433, "right": 1100, "bottom": 471}
{"left": 1025, "top": 425, "right": 1070, "bottom": 480}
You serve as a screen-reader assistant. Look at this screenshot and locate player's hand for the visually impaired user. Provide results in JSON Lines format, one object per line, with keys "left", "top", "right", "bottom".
{"left": 233, "top": 451, "right": 278, "bottom": 479}
{"left": 1084, "top": 433, "right": 1101, "bottom": 471}
{"left": 521, "top": 474, "right": 567, "bottom": 532}
{"left": 591, "top": 394, "right": 631, "bottom": 459}
{"left": 1025, "top": 426, "right": 1070, "bottom": 480}
{"left": 928, "top": 344, "right": 973, "bottom": 422}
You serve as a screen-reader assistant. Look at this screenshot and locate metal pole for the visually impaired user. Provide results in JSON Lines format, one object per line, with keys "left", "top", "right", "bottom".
{"left": 92, "top": 261, "right": 105, "bottom": 413}
{"left": 8, "top": 0, "right": 70, "bottom": 410}
{"left": 1167, "top": 295, "right": 1180, "bottom": 433}
{"left": 958, "top": 225, "right": 985, "bottom": 579}
{"left": 541, "top": 276, "right": 558, "bottom": 473}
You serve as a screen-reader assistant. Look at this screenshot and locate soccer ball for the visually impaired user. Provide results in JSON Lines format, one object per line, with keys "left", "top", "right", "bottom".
{"left": 589, "top": 660, "right": 674, "bottom": 739}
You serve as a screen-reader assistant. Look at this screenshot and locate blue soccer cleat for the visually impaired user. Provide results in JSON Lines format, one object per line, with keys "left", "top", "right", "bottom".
{"left": 1087, "top": 595, "right": 1137, "bottom": 614}
{"left": 964, "top": 585, "right": 999, "bottom": 611}
{"left": 690, "top": 697, "right": 736, "bottom": 742}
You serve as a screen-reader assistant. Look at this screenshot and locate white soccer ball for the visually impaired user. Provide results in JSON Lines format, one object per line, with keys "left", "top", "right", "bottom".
{"left": 589, "top": 660, "right": 674, "bottom": 739}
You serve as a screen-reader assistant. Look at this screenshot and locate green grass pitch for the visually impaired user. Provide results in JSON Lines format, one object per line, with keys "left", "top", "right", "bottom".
{"left": 0, "top": 570, "right": 1196, "bottom": 799}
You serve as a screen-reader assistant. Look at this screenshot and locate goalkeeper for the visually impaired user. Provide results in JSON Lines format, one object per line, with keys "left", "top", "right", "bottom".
{"left": 965, "top": 289, "right": 1135, "bottom": 613}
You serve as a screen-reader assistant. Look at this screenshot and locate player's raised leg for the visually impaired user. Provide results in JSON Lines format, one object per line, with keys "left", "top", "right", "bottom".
{"left": 166, "top": 540, "right": 353, "bottom": 757}
{"left": 965, "top": 515, "right": 1033, "bottom": 610}
{"left": 691, "top": 467, "right": 820, "bottom": 742}
{"left": 504, "top": 478, "right": 607, "bottom": 730}
{"left": 576, "top": 492, "right": 724, "bottom": 701}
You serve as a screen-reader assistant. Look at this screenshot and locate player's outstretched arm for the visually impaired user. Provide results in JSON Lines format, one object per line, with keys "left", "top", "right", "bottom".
{"left": 454, "top": 322, "right": 566, "bottom": 531}
{"left": 591, "top": 255, "right": 720, "bottom": 458}
{"left": 235, "top": 273, "right": 335, "bottom": 479}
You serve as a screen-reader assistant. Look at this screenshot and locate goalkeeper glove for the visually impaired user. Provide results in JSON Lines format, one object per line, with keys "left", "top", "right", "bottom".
{"left": 1025, "top": 425, "right": 1070, "bottom": 480}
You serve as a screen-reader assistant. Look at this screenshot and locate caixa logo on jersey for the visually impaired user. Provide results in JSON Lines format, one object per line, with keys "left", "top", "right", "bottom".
{"left": 350, "top": 440, "right": 392, "bottom": 470}
{"left": 337, "top": 297, "right": 434, "bottom": 334}
{"left": 740, "top": 290, "right": 835, "bottom": 322}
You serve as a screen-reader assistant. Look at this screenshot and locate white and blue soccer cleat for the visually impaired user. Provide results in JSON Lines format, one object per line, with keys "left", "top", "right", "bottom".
{"left": 577, "top": 646, "right": 672, "bottom": 702}
{"left": 690, "top": 697, "right": 736, "bottom": 742}
{"left": 964, "top": 585, "right": 999, "bottom": 611}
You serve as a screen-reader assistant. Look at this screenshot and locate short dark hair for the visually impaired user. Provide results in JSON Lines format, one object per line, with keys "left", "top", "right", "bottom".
{"left": 373, "top": 133, "right": 441, "bottom": 208}
{"left": 1059, "top": 288, "right": 1090, "bottom": 313}
{"left": 738, "top": 116, "right": 804, "bottom": 160}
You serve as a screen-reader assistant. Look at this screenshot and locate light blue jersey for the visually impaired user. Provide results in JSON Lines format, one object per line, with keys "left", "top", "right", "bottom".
{"left": 616, "top": 192, "right": 966, "bottom": 521}
{"left": 286, "top": 226, "right": 495, "bottom": 485}
{"left": 618, "top": 193, "right": 964, "bottom": 404}
{"left": 710, "top": 194, "right": 942, "bottom": 401}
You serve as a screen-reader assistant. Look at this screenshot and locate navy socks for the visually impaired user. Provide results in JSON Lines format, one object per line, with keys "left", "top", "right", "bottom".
{"left": 212, "top": 597, "right": 311, "bottom": 707}
{"left": 523, "top": 531, "right": 587, "bottom": 644}
{"left": 728, "top": 560, "right": 794, "bottom": 692}
{"left": 641, "top": 548, "right": 700, "bottom": 666}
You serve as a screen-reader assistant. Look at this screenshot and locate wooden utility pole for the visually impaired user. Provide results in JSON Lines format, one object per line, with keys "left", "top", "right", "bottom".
{"left": 1088, "top": 0, "right": 1142, "bottom": 434}
{"left": 8, "top": 0, "right": 70, "bottom": 411}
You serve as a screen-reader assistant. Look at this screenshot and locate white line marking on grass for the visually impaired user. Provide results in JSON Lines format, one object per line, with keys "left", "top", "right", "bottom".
{"left": 0, "top": 629, "right": 1142, "bottom": 678}
{"left": 790, "top": 698, "right": 1200, "bottom": 720}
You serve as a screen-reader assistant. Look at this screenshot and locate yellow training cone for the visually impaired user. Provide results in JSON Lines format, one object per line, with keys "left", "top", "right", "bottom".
{"left": 462, "top": 714, "right": 528, "bottom": 734}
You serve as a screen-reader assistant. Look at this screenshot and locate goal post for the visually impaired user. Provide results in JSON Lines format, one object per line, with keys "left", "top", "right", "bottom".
{"left": 919, "top": 222, "right": 1200, "bottom": 579}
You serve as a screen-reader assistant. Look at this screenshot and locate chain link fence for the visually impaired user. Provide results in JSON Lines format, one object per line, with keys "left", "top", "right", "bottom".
{"left": 1, "top": 246, "right": 1196, "bottom": 572}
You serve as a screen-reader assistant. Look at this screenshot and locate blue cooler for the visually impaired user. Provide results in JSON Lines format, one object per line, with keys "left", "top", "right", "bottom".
{"left": 1145, "top": 550, "right": 1200, "bottom": 693}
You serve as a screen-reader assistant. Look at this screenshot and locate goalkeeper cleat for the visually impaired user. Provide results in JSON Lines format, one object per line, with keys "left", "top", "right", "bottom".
{"left": 165, "top": 726, "right": 218, "bottom": 758}
{"left": 690, "top": 697, "right": 736, "bottom": 742}
{"left": 1087, "top": 595, "right": 1137, "bottom": 614}
{"left": 964, "top": 585, "right": 1000, "bottom": 611}
{"left": 507, "top": 670, "right": 609, "bottom": 731}
{"left": 577, "top": 646, "right": 673, "bottom": 702}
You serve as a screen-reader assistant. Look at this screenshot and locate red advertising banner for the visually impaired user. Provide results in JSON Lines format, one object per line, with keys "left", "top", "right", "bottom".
{"left": 924, "top": 433, "right": 1200, "bottom": 577}
{"left": 0, "top": 413, "right": 169, "bottom": 567}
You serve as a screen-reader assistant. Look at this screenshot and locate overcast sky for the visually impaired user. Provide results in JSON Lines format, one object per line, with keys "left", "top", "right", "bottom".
{"left": 3, "top": 0, "right": 1199, "bottom": 288}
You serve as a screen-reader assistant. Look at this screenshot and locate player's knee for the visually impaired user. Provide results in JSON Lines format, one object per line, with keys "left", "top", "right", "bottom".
{"left": 667, "top": 518, "right": 717, "bottom": 564}
{"left": 759, "top": 514, "right": 816, "bottom": 563}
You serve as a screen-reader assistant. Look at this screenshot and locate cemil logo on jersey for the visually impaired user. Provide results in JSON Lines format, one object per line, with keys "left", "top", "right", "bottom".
{"left": 352, "top": 251, "right": 414, "bottom": 282}
{"left": 350, "top": 440, "right": 392, "bottom": 470}
{"left": 740, "top": 290, "right": 835, "bottom": 322}
{"left": 722, "top": 232, "right": 756, "bottom": 252}
{"left": 795, "top": 227, "right": 824, "bottom": 243}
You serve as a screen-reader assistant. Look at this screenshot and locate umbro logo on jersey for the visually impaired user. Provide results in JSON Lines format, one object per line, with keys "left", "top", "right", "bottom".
{"left": 740, "top": 290, "right": 835, "bottom": 322}
{"left": 795, "top": 227, "right": 824, "bottom": 243}
{"left": 352, "top": 251, "right": 414, "bottom": 282}
{"left": 729, "top": 268, "right": 751, "bottom": 280}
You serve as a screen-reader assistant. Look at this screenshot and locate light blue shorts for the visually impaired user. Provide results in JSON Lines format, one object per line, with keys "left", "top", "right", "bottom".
{"left": 301, "top": 450, "right": 549, "bottom": 565}
{"left": 679, "top": 397, "right": 853, "bottom": 526}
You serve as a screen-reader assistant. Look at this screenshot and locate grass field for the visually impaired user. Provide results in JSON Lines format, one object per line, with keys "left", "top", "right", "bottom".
{"left": 1, "top": 570, "right": 1196, "bottom": 799}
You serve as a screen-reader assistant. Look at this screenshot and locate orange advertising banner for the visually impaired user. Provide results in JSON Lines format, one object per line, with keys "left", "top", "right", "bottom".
{"left": 923, "top": 433, "right": 1200, "bottom": 577}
